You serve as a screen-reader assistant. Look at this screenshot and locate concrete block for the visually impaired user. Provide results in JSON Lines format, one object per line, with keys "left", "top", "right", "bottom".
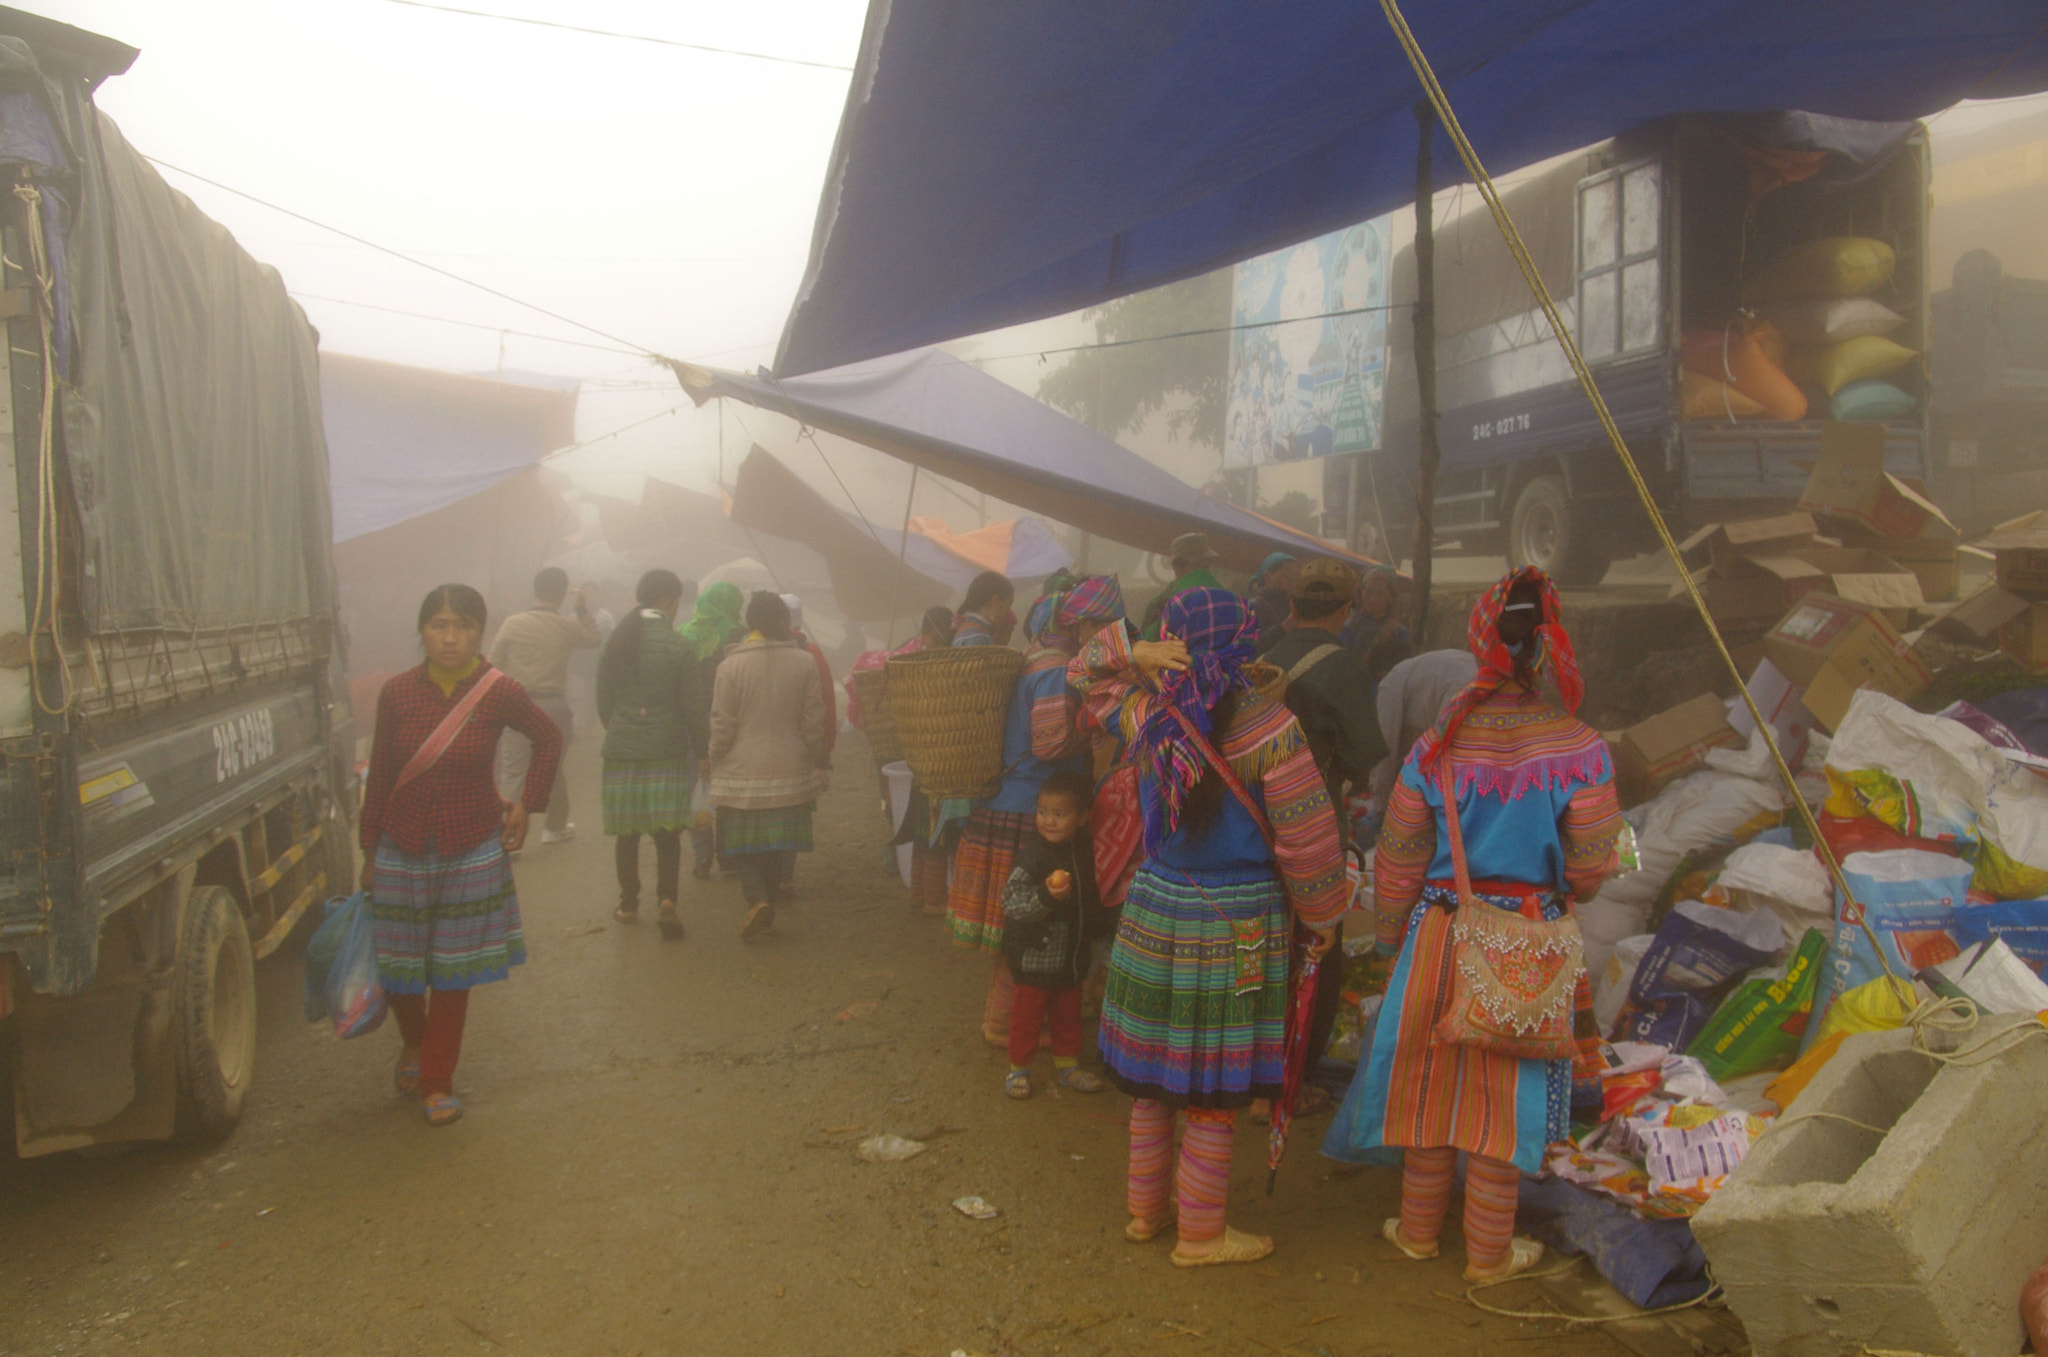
{"left": 1692, "top": 1017, "right": 2048, "bottom": 1357}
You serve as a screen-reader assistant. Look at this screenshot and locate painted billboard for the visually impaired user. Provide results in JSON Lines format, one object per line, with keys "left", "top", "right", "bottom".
{"left": 1225, "top": 216, "right": 1393, "bottom": 468}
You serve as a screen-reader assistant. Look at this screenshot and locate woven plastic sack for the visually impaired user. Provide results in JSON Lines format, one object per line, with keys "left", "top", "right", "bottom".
{"left": 1812, "top": 849, "right": 1971, "bottom": 1043}
{"left": 1757, "top": 296, "right": 1906, "bottom": 345}
{"left": 1745, "top": 235, "right": 1896, "bottom": 301}
{"left": 1686, "top": 927, "right": 1828, "bottom": 1080}
{"left": 323, "top": 891, "right": 387, "bottom": 1040}
{"left": 1787, "top": 335, "right": 1917, "bottom": 395}
{"left": 1829, "top": 379, "right": 1916, "bottom": 421}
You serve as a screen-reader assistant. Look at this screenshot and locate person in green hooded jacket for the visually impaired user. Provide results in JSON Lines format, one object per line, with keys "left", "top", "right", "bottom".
{"left": 678, "top": 581, "right": 748, "bottom": 879}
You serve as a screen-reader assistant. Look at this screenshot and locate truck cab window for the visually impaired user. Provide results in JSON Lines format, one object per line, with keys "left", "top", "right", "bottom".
{"left": 1577, "top": 159, "right": 1663, "bottom": 362}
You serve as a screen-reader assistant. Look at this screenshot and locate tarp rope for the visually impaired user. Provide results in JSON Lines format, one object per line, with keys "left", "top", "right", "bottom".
{"left": 1372, "top": 0, "right": 1899, "bottom": 980}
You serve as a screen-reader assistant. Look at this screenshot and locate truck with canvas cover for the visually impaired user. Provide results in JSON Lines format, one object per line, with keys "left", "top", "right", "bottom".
{"left": 0, "top": 11, "right": 353, "bottom": 1155}
{"left": 1366, "top": 113, "right": 1930, "bottom": 586}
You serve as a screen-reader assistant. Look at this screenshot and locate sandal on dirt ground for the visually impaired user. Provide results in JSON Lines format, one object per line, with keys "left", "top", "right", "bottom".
{"left": 1382, "top": 1217, "right": 1438, "bottom": 1261}
{"left": 740, "top": 902, "right": 776, "bottom": 938}
{"left": 1056, "top": 1067, "right": 1108, "bottom": 1094}
{"left": 657, "top": 901, "right": 685, "bottom": 942}
{"left": 1125, "top": 1208, "right": 1177, "bottom": 1243}
{"left": 1003, "top": 1069, "right": 1032, "bottom": 1100}
{"left": 394, "top": 1057, "right": 421, "bottom": 1097}
{"left": 614, "top": 907, "right": 640, "bottom": 924}
{"left": 422, "top": 1093, "right": 463, "bottom": 1127}
{"left": 1171, "top": 1226, "right": 1274, "bottom": 1269}
{"left": 1296, "top": 1084, "right": 1334, "bottom": 1115}
{"left": 1464, "top": 1236, "right": 1544, "bottom": 1283}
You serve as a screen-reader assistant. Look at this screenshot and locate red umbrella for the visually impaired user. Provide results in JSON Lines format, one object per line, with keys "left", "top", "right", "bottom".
{"left": 1266, "top": 936, "right": 1324, "bottom": 1196}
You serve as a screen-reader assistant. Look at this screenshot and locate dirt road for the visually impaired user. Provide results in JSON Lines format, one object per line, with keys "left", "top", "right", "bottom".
{"left": 0, "top": 736, "right": 1740, "bottom": 1357}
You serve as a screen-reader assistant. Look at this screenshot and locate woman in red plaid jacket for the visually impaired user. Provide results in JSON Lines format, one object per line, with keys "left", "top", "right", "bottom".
{"left": 358, "top": 584, "right": 563, "bottom": 1126}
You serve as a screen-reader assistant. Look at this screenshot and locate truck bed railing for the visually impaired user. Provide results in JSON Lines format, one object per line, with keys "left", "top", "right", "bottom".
{"left": 39, "top": 618, "right": 323, "bottom": 728}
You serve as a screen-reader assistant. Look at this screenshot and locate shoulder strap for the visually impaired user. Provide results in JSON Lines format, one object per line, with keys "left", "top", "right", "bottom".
{"left": 1283, "top": 643, "right": 1342, "bottom": 686}
{"left": 1437, "top": 758, "right": 1475, "bottom": 903}
{"left": 1168, "top": 705, "right": 1275, "bottom": 845}
{"left": 395, "top": 668, "right": 507, "bottom": 794}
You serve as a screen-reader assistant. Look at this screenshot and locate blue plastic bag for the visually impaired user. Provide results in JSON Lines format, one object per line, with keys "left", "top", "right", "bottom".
{"left": 323, "top": 891, "right": 387, "bottom": 1040}
{"left": 1812, "top": 849, "right": 1972, "bottom": 1046}
{"left": 1954, "top": 898, "right": 2048, "bottom": 977}
{"left": 302, "top": 895, "right": 353, "bottom": 1023}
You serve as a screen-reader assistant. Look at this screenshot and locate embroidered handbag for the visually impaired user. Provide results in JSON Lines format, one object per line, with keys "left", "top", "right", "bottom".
{"left": 1430, "top": 759, "right": 1586, "bottom": 1061}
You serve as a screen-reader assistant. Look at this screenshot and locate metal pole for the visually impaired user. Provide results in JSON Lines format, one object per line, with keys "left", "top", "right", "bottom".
{"left": 1409, "top": 100, "right": 1441, "bottom": 642}
{"left": 884, "top": 466, "right": 920, "bottom": 647}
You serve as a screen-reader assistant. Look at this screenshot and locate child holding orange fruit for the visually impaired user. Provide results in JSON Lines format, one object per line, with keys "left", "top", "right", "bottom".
{"left": 1001, "top": 770, "right": 1110, "bottom": 1098}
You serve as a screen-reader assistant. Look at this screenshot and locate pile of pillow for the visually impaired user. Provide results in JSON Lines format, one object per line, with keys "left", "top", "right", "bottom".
{"left": 1681, "top": 237, "right": 1917, "bottom": 422}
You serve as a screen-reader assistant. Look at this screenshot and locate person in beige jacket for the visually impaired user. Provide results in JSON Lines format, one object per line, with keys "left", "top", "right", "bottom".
{"left": 707, "top": 591, "right": 830, "bottom": 938}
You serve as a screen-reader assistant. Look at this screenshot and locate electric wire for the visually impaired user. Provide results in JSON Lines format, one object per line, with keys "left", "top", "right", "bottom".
{"left": 289, "top": 292, "right": 646, "bottom": 356}
{"left": 970, "top": 301, "right": 1412, "bottom": 365}
{"left": 144, "top": 156, "right": 659, "bottom": 356}
{"left": 382, "top": 0, "right": 855, "bottom": 72}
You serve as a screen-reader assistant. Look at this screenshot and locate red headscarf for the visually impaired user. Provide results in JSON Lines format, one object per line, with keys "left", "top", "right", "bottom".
{"left": 1413, "top": 566, "right": 1584, "bottom": 776}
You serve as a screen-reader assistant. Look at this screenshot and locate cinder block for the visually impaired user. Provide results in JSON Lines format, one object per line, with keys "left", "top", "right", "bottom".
{"left": 1692, "top": 1017, "right": 2048, "bottom": 1357}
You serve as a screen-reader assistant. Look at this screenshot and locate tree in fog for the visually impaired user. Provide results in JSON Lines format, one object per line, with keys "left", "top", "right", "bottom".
{"left": 1038, "top": 272, "right": 1230, "bottom": 454}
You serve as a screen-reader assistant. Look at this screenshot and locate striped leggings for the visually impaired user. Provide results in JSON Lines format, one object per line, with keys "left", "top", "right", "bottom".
{"left": 1127, "top": 1099, "right": 1237, "bottom": 1244}
{"left": 1399, "top": 1146, "right": 1520, "bottom": 1270}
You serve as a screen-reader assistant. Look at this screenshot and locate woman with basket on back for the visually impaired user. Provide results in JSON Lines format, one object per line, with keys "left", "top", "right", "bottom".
{"left": 947, "top": 574, "right": 1127, "bottom": 1044}
{"left": 1333, "top": 568, "right": 1623, "bottom": 1281}
{"left": 1071, "top": 587, "right": 1346, "bottom": 1267}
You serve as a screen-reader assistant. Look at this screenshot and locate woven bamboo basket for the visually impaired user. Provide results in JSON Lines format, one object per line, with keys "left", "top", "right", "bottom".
{"left": 885, "top": 646, "right": 1026, "bottom": 798}
{"left": 847, "top": 667, "right": 905, "bottom": 765}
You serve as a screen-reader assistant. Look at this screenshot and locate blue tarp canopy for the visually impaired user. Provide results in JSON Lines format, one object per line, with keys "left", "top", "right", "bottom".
{"left": 671, "top": 349, "right": 1365, "bottom": 572}
{"left": 774, "top": 0, "right": 2048, "bottom": 377}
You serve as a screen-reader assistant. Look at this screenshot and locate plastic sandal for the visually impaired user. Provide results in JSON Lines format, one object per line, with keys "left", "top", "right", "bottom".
{"left": 740, "top": 902, "right": 776, "bottom": 938}
{"left": 393, "top": 1058, "right": 421, "bottom": 1097}
{"left": 422, "top": 1093, "right": 463, "bottom": 1127}
{"left": 1382, "top": 1217, "right": 1439, "bottom": 1261}
{"left": 1003, "top": 1069, "right": 1032, "bottom": 1100}
{"left": 1125, "top": 1209, "right": 1177, "bottom": 1243}
{"left": 614, "top": 907, "right": 640, "bottom": 924}
{"left": 657, "top": 901, "right": 685, "bottom": 942}
{"left": 1464, "top": 1235, "right": 1544, "bottom": 1283}
{"left": 1056, "top": 1067, "right": 1108, "bottom": 1094}
{"left": 1171, "top": 1226, "right": 1275, "bottom": 1269}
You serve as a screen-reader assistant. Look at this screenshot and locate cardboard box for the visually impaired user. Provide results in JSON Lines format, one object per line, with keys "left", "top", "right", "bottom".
{"left": 1764, "top": 594, "right": 1931, "bottom": 732}
{"left": 1799, "top": 422, "right": 1959, "bottom": 542}
{"left": 1679, "top": 511, "right": 1823, "bottom": 572}
{"left": 1727, "top": 657, "right": 1815, "bottom": 771}
{"left": 1936, "top": 581, "right": 2031, "bottom": 643}
{"left": 1613, "top": 692, "right": 1740, "bottom": 804}
{"left": 1982, "top": 519, "right": 2048, "bottom": 600}
{"left": 2001, "top": 602, "right": 2048, "bottom": 674}
{"left": 1694, "top": 547, "right": 1924, "bottom": 629}
{"left": 1835, "top": 524, "right": 1961, "bottom": 602}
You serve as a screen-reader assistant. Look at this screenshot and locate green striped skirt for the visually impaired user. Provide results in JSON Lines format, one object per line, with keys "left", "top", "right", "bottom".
{"left": 1099, "top": 862, "right": 1290, "bottom": 1109}
{"left": 601, "top": 759, "right": 692, "bottom": 836}
{"left": 717, "top": 803, "right": 815, "bottom": 856}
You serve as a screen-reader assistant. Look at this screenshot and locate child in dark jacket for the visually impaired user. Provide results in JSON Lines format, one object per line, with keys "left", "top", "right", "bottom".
{"left": 1002, "top": 771, "right": 1110, "bottom": 1099}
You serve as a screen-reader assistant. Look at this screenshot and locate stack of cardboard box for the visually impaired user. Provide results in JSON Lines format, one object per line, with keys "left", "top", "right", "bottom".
{"left": 1940, "top": 510, "right": 2048, "bottom": 673}
{"left": 1618, "top": 424, "right": 1947, "bottom": 805}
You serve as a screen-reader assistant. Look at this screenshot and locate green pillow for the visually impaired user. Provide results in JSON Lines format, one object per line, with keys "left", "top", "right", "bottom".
{"left": 1829, "top": 379, "right": 1916, "bottom": 420}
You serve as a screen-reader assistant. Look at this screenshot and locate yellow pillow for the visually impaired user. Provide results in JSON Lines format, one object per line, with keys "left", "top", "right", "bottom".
{"left": 1787, "top": 334, "right": 1917, "bottom": 395}
{"left": 1681, "top": 370, "right": 1767, "bottom": 420}
{"left": 1746, "top": 237, "right": 1896, "bottom": 302}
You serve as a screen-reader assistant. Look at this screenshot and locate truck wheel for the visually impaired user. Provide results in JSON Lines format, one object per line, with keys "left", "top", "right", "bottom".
{"left": 1507, "top": 475, "right": 1612, "bottom": 587}
{"left": 172, "top": 885, "right": 257, "bottom": 1143}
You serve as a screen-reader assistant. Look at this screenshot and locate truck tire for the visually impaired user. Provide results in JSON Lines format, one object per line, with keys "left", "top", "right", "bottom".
{"left": 172, "top": 885, "right": 257, "bottom": 1143}
{"left": 1507, "top": 474, "right": 1612, "bottom": 587}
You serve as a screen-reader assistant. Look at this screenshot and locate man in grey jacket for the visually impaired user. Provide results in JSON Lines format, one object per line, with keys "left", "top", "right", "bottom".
{"left": 489, "top": 567, "right": 601, "bottom": 843}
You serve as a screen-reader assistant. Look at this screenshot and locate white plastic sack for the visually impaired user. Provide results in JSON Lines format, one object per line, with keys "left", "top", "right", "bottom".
{"left": 1579, "top": 771, "right": 1786, "bottom": 979}
{"left": 1936, "top": 939, "right": 2048, "bottom": 1016}
{"left": 1825, "top": 689, "right": 2000, "bottom": 847}
{"left": 1595, "top": 934, "right": 1654, "bottom": 1035}
{"left": 1717, "top": 843, "right": 1834, "bottom": 937}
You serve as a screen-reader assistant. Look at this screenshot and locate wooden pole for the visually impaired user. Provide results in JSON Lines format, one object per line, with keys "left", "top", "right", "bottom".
{"left": 1409, "top": 100, "right": 1441, "bottom": 643}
